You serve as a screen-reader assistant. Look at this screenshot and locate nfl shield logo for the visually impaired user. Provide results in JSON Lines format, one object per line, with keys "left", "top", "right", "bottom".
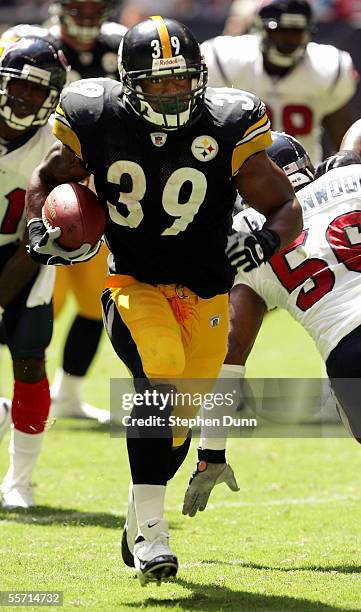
{"left": 210, "top": 315, "right": 221, "bottom": 327}
{"left": 150, "top": 132, "right": 167, "bottom": 147}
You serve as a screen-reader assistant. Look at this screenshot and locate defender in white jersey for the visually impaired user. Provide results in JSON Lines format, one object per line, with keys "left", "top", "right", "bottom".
{"left": 0, "top": 0, "right": 127, "bottom": 424}
{"left": 231, "top": 136, "right": 361, "bottom": 441}
{"left": 0, "top": 37, "right": 69, "bottom": 509}
{"left": 201, "top": 0, "right": 357, "bottom": 164}
{"left": 182, "top": 133, "right": 361, "bottom": 519}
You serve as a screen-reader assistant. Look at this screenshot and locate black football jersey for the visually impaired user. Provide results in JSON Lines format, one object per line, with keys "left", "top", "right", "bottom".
{"left": 0, "top": 22, "right": 126, "bottom": 81}
{"left": 53, "top": 79, "right": 271, "bottom": 298}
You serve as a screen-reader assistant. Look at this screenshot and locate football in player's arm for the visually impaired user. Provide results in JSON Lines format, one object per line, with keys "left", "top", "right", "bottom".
{"left": 26, "top": 17, "right": 302, "bottom": 586}
{"left": 183, "top": 133, "right": 361, "bottom": 518}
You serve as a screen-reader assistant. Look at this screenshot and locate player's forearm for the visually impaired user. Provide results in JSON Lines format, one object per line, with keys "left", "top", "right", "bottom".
{"left": 26, "top": 165, "right": 57, "bottom": 221}
{"left": 226, "top": 284, "right": 265, "bottom": 365}
{"left": 26, "top": 141, "right": 90, "bottom": 221}
{"left": 263, "top": 197, "right": 302, "bottom": 249}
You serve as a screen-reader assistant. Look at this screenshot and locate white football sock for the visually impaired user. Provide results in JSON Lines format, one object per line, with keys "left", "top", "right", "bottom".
{"left": 1, "top": 426, "right": 44, "bottom": 492}
{"left": 199, "top": 364, "right": 245, "bottom": 451}
{"left": 133, "top": 484, "right": 166, "bottom": 529}
{"left": 51, "top": 367, "right": 82, "bottom": 401}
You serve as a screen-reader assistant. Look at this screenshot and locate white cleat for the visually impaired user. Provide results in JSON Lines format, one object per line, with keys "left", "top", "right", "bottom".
{"left": 0, "top": 397, "right": 11, "bottom": 442}
{"left": 121, "top": 482, "right": 137, "bottom": 567}
{"left": 134, "top": 519, "right": 178, "bottom": 586}
{"left": 50, "top": 397, "right": 110, "bottom": 423}
{"left": 1, "top": 483, "right": 34, "bottom": 510}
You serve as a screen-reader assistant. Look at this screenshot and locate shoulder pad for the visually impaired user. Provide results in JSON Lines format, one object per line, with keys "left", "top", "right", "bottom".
{"left": 1, "top": 23, "right": 49, "bottom": 40}
{"left": 306, "top": 42, "right": 346, "bottom": 82}
{"left": 0, "top": 24, "right": 52, "bottom": 56}
{"left": 60, "top": 78, "right": 116, "bottom": 127}
{"left": 206, "top": 87, "right": 268, "bottom": 136}
{"left": 99, "top": 21, "right": 127, "bottom": 49}
{"left": 202, "top": 34, "right": 258, "bottom": 65}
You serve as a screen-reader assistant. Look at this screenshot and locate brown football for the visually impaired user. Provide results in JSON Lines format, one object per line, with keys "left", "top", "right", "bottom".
{"left": 42, "top": 182, "right": 106, "bottom": 250}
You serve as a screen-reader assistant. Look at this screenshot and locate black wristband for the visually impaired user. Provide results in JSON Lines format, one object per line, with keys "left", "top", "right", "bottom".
{"left": 254, "top": 228, "right": 281, "bottom": 261}
{"left": 198, "top": 447, "right": 226, "bottom": 464}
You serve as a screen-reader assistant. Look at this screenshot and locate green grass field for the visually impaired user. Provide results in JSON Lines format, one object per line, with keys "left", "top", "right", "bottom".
{"left": 0, "top": 304, "right": 360, "bottom": 611}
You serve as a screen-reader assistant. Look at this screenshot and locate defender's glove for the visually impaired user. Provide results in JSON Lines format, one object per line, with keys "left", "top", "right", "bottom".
{"left": 182, "top": 461, "right": 240, "bottom": 517}
{"left": 226, "top": 228, "right": 280, "bottom": 272}
{"left": 27, "top": 219, "right": 101, "bottom": 266}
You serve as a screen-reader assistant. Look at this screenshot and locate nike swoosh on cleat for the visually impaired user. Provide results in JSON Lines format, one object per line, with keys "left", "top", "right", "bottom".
{"left": 147, "top": 521, "right": 159, "bottom": 528}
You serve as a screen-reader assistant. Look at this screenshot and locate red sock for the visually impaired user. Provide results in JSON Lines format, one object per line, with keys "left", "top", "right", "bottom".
{"left": 11, "top": 377, "right": 50, "bottom": 434}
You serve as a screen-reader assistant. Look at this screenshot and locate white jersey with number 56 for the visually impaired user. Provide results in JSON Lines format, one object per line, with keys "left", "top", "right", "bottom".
{"left": 201, "top": 35, "right": 357, "bottom": 164}
{"left": 0, "top": 123, "right": 55, "bottom": 247}
{"left": 233, "top": 164, "right": 361, "bottom": 360}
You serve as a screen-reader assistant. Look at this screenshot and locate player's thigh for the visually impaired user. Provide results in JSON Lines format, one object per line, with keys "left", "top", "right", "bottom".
{"left": 326, "top": 325, "right": 361, "bottom": 439}
{"left": 69, "top": 243, "right": 109, "bottom": 320}
{"left": 102, "top": 278, "right": 185, "bottom": 378}
{"left": 182, "top": 293, "right": 229, "bottom": 379}
{"left": 171, "top": 293, "right": 229, "bottom": 441}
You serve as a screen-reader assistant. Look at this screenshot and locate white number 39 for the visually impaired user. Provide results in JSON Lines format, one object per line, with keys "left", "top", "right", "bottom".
{"left": 107, "top": 161, "right": 207, "bottom": 236}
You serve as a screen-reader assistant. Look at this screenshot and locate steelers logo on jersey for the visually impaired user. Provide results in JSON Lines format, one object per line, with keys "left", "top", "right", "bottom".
{"left": 191, "top": 136, "right": 218, "bottom": 162}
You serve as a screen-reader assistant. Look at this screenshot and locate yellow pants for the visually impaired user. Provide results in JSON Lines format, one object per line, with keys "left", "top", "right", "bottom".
{"left": 53, "top": 243, "right": 109, "bottom": 320}
{"left": 103, "top": 275, "right": 229, "bottom": 443}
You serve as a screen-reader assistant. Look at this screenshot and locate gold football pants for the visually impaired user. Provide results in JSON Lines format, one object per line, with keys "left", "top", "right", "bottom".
{"left": 102, "top": 275, "right": 229, "bottom": 444}
{"left": 53, "top": 243, "right": 109, "bottom": 320}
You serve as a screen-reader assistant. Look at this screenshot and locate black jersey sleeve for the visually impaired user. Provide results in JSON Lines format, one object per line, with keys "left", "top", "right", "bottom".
{"left": 52, "top": 78, "right": 114, "bottom": 161}
{"left": 205, "top": 87, "right": 272, "bottom": 175}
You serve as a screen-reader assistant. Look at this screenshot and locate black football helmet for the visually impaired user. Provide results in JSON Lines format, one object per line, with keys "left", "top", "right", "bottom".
{"left": 50, "top": 0, "right": 112, "bottom": 45}
{"left": 118, "top": 16, "right": 208, "bottom": 131}
{"left": 0, "top": 37, "right": 67, "bottom": 131}
{"left": 256, "top": 0, "right": 313, "bottom": 69}
{"left": 267, "top": 131, "right": 315, "bottom": 191}
{"left": 314, "top": 151, "right": 361, "bottom": 180}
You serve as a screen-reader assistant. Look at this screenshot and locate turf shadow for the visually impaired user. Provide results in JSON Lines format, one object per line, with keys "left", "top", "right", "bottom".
{"left": 203, "top": 559, "right": 361, "bottom": 576}
{"left": 122, "top": 577, "right": 349, "bottom": 611}
{"left": 0, "top": 505, "right": 125, "bottom": 529}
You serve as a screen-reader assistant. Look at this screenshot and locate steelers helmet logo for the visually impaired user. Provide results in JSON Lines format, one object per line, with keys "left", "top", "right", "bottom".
{"left": 191, "top": 135, "right": 218, "bottom": 162}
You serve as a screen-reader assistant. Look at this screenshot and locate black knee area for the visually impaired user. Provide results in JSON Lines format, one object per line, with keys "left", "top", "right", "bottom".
{"left": 126, "top": 382, "right": 174, "bottom": 485}
{"left": 13, "top": 358, "right": 46, "bottom": 384}
{"left": 63, "top": 315, "right": 103, "bottom": 376}
{"left": 167, "top": 430, "right": 192, "bottom": 481}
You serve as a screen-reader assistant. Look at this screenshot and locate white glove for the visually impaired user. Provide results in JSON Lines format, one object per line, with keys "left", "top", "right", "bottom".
{"left": 182, "top": 461, "right": 240, "bottom": 517}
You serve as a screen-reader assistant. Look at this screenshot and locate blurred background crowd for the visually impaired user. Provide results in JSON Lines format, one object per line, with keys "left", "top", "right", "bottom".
{"left": 0, "top": 1, "right": 360, "bottom": 113}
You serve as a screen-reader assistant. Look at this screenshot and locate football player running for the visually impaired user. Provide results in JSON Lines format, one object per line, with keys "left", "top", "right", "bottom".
{"left": 0, "top": 0, "right": 127, "bottom": 423}
{"left": 183, "top": 133, "right": 361, "bottom": 518}
{"left": 201, "top": 0, "right": 357, "bottom": 165}
{"left": 0, "top": 37, "right": 77, "bottom": 509}
{"left": 26, "top": 17, "right": 302, "bottom": 585}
